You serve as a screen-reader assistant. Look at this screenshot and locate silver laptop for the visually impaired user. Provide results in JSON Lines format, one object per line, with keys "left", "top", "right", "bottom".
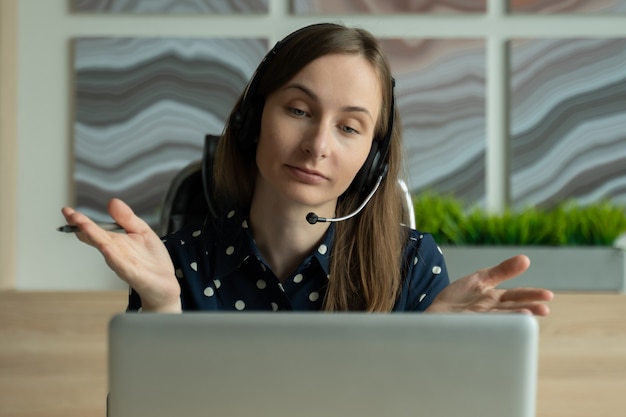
{"left": 108, "top": 313, "right": 538, "bottom": 417}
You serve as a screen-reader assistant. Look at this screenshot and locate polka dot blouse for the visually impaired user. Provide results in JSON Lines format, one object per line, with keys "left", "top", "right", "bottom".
{"left": 127, "top": 208, "right": 450, "bottom": 312}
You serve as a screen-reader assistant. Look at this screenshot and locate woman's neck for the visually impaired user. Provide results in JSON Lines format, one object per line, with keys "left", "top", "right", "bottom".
{"left": 248, "top": 194, "right": 331, "bottom": 283}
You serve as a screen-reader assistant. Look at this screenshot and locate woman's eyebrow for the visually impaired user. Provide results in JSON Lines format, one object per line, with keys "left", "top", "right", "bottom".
{"left": 283, "top": 83, "right": 374, "bottom": 122}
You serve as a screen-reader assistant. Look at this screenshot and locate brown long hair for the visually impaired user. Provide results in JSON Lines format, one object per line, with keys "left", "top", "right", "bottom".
{"left": 213, "top": 23, "right": 407, "bottom": 311}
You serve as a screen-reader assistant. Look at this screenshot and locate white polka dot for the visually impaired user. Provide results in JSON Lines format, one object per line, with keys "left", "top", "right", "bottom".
{"left": 214, "top": 279, "right": 221, "bottom": 289}
{"left": 271, "top": 302, "right": 278, "bottom": 311}
{"left": 257, "top": 279, "right": 267, "bottom": 289}
{"left": 259, "top": 262, "right": 266, "bottom": 272}
{"left": 204, "top": 287, "right": 215, "bottom": 297}
{"left": 419, "top": 293, "right": 426, "bottom": 302}
{"left": 309, "top": 292, "right": 320, "bottom": 302}
{"left": 235, "top": 300, "right": 245, "bottom": 310}
{"left": 419, "top": 234, "right": 424, "bottom": 239}
{"left": 413, "top": 256, "right": 418, "bottom": 265}
{"left": 226, "top": 246, "right": 235, "bottom": 255}
{"left": 175, "top": 269, "right": 183, "bottom": 278}
{"left": 138, "top": 307, "right": 143, "bottom": 313}
{"left": 278, "top": 283, "right": 285, "bottom": 292}
{"left": 437, "top": 246, "right": 442, "bottom": 255}
{"left": 410, "top": 236, "right": 417, "bottom": 241}
{"left": 293, "top": 273, "right": 303, "bottom": 283}
{"left": 192, "top": 230, "right": 201, "bottom": 237}
{"left": 227, "top": 210, "right": 235, "bottom": 218}
{"left": 190, "top": 262, "right": 198, "bottom": 271}
{"left": 432, "top": 266, "right": 442, "bottom": 275}
{"left": 180, "top": 240, "right": 186, "bottom": 245}
{"left": 318, "top": 244, "right": 328, "bottom": 255}
{"left": 242, "top": 220, "right": 248, "bottom": 228}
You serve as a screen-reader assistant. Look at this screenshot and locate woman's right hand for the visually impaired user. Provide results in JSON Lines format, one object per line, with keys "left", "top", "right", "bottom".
{"left": 61, "top": 198, "right": 182, "bottom": 313}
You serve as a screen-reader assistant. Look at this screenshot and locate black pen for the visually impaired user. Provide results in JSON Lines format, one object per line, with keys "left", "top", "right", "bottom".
{"left": 57, "top": 222, "right": 124, "bottom": 233}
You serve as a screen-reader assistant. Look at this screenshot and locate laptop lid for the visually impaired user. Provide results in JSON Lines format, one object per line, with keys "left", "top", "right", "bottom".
{"left": 108, "top": 313, "right": 538, "bottom": 417}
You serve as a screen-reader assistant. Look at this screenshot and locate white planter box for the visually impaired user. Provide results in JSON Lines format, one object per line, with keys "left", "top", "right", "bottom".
{"left": 441, "top": 246, "right": 625, "bottom": 292}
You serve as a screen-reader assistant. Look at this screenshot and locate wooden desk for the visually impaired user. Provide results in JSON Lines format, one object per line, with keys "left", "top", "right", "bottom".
{"left": 0, "top": 291, "right": 125, "bottom": 417}
{"left": 1, "top": 291, "right": 625, "bottom": 417}
{"left": 536, "top": 293, "right": 626, "bottom": 417}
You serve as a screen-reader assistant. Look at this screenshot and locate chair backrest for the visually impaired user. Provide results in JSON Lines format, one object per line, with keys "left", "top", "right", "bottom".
{"left": 158, "top": 134, "right": 416, "bottom": 235}
{"left": 157, "top": 134, "right": 219, "bottom": 236}
{"left": 397, "top": 178, "right": 415, "bottom": 229}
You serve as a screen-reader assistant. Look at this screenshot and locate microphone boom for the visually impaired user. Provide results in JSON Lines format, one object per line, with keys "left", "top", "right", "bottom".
{"left": 305, "top": 174, "right": 384, "bottom": 224}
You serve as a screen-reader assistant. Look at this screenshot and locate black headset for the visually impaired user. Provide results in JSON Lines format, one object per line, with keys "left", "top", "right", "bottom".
{"left": 229, "top": 24, "right": 396, "bottom": 195}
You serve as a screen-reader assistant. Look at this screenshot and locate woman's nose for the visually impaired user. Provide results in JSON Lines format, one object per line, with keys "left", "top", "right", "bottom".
{"left": 301, "top": 122, "right": 330, "bottom": 159}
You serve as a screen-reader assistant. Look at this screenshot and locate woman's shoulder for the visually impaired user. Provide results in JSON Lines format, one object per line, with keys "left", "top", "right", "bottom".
{"left": 161, "top": 221, "right": 210, "bottom": 243}
{"left": 401, "top": 226, "right": 447, "bottom": 274}
{"left": 394, "top": 226, "right": 450, "bottom": 311}
{"left": 403, "top": 226, "right": 441, "bottom": 251}
{"left": 160, "top": 207, "right": 248, "bottom": 250}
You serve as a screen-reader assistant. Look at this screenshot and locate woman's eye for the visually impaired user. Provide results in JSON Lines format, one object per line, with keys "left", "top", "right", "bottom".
{"left": 340, "top": 125, "right": 358, "bottom": 135}
{"left": 289, "top": 107, "right": 307, "bottom": 117}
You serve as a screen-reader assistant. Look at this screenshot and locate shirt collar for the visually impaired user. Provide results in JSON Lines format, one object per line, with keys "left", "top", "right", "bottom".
{"left": 212, "top": 207, "right": 334, "bottom": 279}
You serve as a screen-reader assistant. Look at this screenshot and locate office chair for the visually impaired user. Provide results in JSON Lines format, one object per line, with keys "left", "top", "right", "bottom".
{"left": 157, "top": 134, "right": 219, "bottom": 237}
{"left": 158, "top": 134, "right": 416, "bottom": 236}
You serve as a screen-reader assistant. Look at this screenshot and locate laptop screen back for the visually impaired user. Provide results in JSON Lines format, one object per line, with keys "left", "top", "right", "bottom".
{"left": 108, "top": 313, "right": 538, "bottom": 417}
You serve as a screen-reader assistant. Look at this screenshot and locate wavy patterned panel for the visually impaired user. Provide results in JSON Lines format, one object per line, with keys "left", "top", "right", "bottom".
{"left": 509, "top": 38, "right": 626, "bottom": 209}
{"left": 291, "top": 0, "right": 486, "bottom": 14}
{"left": 381, "top": 39, "right": 486, "bottom": 203}
{"left": 509, "top": 0, "right": 626, "bottom": 13}
{"left": 73, "top": 37, "right": 267, "bottom": 226}
{"left": 71, "top": 0, "right": 269, "bottom": 13}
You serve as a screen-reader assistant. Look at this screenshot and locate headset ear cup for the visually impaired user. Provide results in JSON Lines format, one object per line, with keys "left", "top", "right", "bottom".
{"left": 351, "top": 140, "right": 381, "bottom": 194}
{"left": 349, "top": 81, "right": 395, "bottom": 195}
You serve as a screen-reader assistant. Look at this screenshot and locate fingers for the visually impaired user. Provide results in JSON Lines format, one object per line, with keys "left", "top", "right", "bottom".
{"left": 458, "top": 284, "right": 553, "bottom": 317}
{"left": 485, "top": 306, "right": 547, "bottom": 316}
{"left": 61, "top": 205, "right": 85, "bottom": 226}
{"left": 491, "top": 302, "right": 551, "bottom": 317}
{"left": 61, "top": 205, "right": 98, "bottom": 235}
{"left": 63, "top": 198, "right": 151, "bottom": 236}
{"left": 476, "top": 256, "right": 553, "bottom": 317}
{"left": 496, "top": 288, "right": 553, "bottom": 317}
{"left": 107, "top": 198, "right": 152, "bottom": 235}
{"left": 61, "top": 199, "right": 147, "bottom": 249}
{"left": 480, "top": 254, "right": 531, "bottom": 288}
{"left": 499, "top": 287, "right": 554, "bottom": 303}
{"left": 61, "top": 205, "right": 111, "bottom": 247}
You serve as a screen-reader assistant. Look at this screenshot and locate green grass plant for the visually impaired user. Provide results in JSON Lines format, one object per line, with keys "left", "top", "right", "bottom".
{"left": 412, "top": 192, "right": 626, "bottom": 246}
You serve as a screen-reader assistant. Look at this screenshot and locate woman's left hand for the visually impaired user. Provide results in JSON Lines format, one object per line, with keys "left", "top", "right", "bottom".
{"left": 426, "top": 255, "right": 553, "bottom": 316}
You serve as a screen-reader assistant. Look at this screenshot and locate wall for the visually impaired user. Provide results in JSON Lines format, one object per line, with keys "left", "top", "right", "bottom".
{"left": 2, "top": 0, "right": 626, "bottom": 290}
{"left": 0, "top": 0, "right": 17, "bottom": 290}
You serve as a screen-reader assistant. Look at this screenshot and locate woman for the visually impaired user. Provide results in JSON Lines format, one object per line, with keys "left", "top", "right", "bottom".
{"left": 61, "top": 23, "right": 553, "bottom": 314}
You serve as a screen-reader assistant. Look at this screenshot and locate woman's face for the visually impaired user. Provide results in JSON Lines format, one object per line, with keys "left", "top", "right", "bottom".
{"left": 255, "top": 53, "right": 382, "bottom": 213}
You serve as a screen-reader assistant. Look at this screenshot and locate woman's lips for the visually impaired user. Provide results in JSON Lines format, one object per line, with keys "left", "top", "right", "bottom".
{"left": 286, "top": 165, "right": 327, "bottom": 184}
